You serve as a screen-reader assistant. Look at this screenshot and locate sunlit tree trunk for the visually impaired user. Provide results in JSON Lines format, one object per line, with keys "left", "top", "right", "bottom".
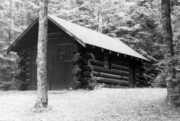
{"left": 97, "top": 12, "right": 103, "bottom": 32}
{"left": 34, "top": 0, "right": 48, "bottom": 108}
{"left": 97, "top": 0, "right": 103, "bottom": 33}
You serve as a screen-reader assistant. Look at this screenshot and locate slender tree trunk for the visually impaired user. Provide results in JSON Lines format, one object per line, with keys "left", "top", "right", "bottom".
{"left": 97, "top": 12, "right": 103, "bottom": 32}
{"left": 34, "top": 0, "right": 48, "bottom": 108}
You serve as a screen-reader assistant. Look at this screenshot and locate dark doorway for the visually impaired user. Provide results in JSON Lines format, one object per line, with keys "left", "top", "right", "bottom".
{"left": 47, "top": 38, "right": 74, "bottom": 90}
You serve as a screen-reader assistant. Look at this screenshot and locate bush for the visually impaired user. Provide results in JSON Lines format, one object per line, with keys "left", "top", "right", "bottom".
{"left": 152, "top": 72, "right": 167, "bottom": 87}
{"left": 0, "top": 80, "right": 20, "bottom": 91}
{"left": 0, "top": 81, "right": 14, "bottom": 91}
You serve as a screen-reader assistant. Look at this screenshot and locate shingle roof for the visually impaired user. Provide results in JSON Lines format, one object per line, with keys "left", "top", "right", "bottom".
{"left": 48, "top": 14, "right": 148, "bottom": 61}
{"left": 7, "top": 14, "right": 148, "bottom": 61}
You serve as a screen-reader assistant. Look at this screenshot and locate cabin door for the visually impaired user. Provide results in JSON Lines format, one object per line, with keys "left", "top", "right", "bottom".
{"left": 48, "top": 39, "right": 74, "bottom": 90}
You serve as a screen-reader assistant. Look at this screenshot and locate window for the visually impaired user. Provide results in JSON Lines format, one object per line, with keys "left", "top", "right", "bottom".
{"left": 58, "top": 47, "right": 65, "bottom": 59}
{"left": 104, "top": 52, "right": 109, "bottom": 68}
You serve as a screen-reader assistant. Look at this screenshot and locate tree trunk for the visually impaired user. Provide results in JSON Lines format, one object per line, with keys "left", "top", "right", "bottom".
{"left": 161, "top": 0, "right": 174, "bottom": 56}
{"left": 161, "top": 0, "right": 180, "bottom": 107}
{"left": 34, "top": 0, "right": 48, "bottom": 108}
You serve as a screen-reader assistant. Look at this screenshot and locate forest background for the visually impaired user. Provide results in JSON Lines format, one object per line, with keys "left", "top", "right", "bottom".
{"left": 0, "top": 0, "right": 180, "bottom": 88}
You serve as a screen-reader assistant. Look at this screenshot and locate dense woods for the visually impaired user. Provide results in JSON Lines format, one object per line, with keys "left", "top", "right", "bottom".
{"left": 1, "top": 0, "right": 180, "bottom": 107}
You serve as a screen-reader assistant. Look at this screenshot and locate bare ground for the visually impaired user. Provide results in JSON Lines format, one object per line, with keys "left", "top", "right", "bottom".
{"left": 0, "top": 88, "right": 179, "bottom": 121}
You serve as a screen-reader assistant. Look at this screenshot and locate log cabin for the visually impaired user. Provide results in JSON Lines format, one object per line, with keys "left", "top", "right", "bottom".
{"left": 7, "top": 14, "right": 149, "bottom": 90}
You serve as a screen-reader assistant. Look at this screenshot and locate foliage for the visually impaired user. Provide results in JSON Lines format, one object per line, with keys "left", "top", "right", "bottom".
{"left": 1, "top": 0, "right": 180, "bottom": 89}
{"left": 0, "top": 0, "right": 39, "bottom": 85}
{"left": 0, "top": 0, "right": 20, "bottom": 83}
{"left": 0, "top": 80, "right": 19, "bottom": 90}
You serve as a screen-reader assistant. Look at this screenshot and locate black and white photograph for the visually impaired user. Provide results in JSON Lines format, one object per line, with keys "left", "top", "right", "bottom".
{"left": 0, "top": 0, "right": 180, "bottom": 120}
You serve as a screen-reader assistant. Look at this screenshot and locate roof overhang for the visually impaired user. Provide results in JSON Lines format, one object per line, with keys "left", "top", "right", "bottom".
{"left": 7, "top": 14, "right": 149, "bottom": 62}
{"left": 48, "top": 15, "right": 86, "bottom": 47}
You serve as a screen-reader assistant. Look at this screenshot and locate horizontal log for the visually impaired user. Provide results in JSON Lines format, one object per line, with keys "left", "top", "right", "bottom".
{"left": 96, "top": 77, "right": 129, "bottom": 86}
{"left": 94, "top": 55, "right": 103, "bottom": 61}
{"left": 26, "top": 67, "right": 30, "bottom": 72}
{"left": 48, "top": 37, "right": 72, "bottom": 41}
{"left": 81, "top": 78, "right": 90, "bottom": 85}
{"left": 16, "top": 57, "right": 26, "bottom": 64}
{"left": 26, "top": 79, "right": 30, "bottom": 83}
{"left": 136, "top": 72, "right": 140, "bottom": 76}
{"left": 19, "top": 79, "right": 30, "bottom": 85}
{"left": 17, "top": 50, "right": 26, "bottom": 56}
{"left": 48, "top": 28, "right": 61, "bottom": 32}
{"left": 84, "top": 59, "right": 129, "bottom": 71}
{"left": 15, "top": 76, "right": 24, "bottom": 80}
{"left": 26, "top": 62, "right": 31, "bottom": 66}
{"left": 89, "top": 59, "right": 104, "bottom": 67}
{"left": 73, "top": 75, "right": 82, "bottom": 82}
{"left": 73, "top": 54, "right": 83, "bottom": 63}
{"left": 14, "top": 70, "right": 26, "bottom": 78}
{"left": 27, "top": 51, "right": 31, "bottom": 55}
{"left": 83, "top": 59, "right": 90, "bottom": 65}
{"left": 111, "top": 63, "right": 129, "bottom": 71}
{"left": 82, "top": 65, "right": 94, "bottom": 71}
{"left": 111, "top": 59, "right": 129, "bottom": 67}
{"left": 83, "top": 59, "right": 104, "bottom": 67}
{"left": 18, "top": 65, "right": 26, "bottom": 70}
{"left": 83, "top": 60, "right": 129, "bottom": 78}
{"left": 72, "top": 67, "right": 82, "bottom": 75}
{"left": 48, "top": 32, "right": 67, "bottom": 38}
{"left": 94, "top": 66, "right": 129, "bottom": 76}
{"left": 82, "top": 65, "right": 129, "bottom": 76}
{"left": 83, "top": 71, "right": 94, "bottom": 78}
{"left": 26, "top": 56, "right": 31, "bottom": 61}
{"left": 92, "top": 71, "right": 129, "bottom": 81}
{"left": 83, "top": 53, "right": 95, "bottom": 60}
{"left": 26, "top": 73, "right": 30, "bottom": 78}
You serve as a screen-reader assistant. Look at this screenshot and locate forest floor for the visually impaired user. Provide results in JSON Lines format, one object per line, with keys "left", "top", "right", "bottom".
{"left": 0, "top": 88, "right": 180, "bottom": 121}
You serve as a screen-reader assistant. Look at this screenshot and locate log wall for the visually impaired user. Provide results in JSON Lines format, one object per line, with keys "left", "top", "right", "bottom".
{"left": 75, "top": 45, "right": 135, "bottom": 88}
{"left": 135, "top": 65, "right": 147, "bottom": 87}
{"left": 15, "top": 47, "right": 33, "bottom": 90}
{"left": 71, "top": 43, "right": 84, "bottom": 88}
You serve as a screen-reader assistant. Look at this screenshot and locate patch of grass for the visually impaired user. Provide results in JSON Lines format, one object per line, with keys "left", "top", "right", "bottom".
{"left": 0, "top": 88, "right": 179, "bottom": 121}
{"left": 30, "top": 106, "right": 52, "bottom": 113}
